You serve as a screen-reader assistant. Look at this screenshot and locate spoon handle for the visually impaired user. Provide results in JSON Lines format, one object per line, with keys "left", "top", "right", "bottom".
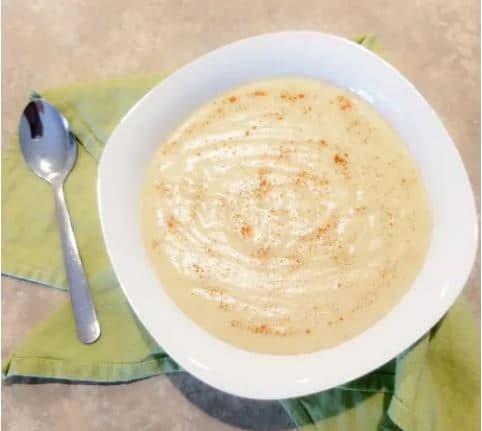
{"left": 52, "top": 182, "right": 100, "bottom": 344}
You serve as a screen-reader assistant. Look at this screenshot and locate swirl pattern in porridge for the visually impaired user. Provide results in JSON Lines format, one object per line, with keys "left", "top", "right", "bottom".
{"left": 140, "top": 77, "right": 432, "bottom": 354}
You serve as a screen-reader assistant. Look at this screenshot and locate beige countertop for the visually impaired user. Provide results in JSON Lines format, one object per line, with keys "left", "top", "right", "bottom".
{"left": 2, "top": 1, "right": 480, "bottom": 430}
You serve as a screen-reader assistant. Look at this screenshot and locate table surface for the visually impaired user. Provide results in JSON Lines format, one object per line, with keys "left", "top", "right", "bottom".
{"left": 2, "top": 1, "right": 480, "bottom": 430}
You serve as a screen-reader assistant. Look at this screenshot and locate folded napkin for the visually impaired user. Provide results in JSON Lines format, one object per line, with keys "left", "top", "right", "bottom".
{"left": 2, "top": 36, "right": 480, "bottom": 431}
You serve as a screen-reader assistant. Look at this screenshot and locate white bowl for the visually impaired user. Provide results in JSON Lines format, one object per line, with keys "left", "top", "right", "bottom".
{"left": 98, "top": 32, "right": 477, "bottom": 399}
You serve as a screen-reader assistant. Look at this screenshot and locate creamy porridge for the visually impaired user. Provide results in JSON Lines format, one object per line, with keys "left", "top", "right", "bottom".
{"left": 140, "top": 77, "right": 432, "bottom": 354}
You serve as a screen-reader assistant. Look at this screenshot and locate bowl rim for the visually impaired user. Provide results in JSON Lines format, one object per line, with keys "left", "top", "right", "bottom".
{"left": 98, "top": 31, "right": 478, "bottom": 399}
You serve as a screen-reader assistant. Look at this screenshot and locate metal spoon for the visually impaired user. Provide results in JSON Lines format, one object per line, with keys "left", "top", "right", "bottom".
{"left": 18, "top": 98, "right": 100, "bottom": 344}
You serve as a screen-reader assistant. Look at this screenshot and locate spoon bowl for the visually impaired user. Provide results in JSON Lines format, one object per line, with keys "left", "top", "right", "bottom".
{"left": 19, "top": 100, "right": 76, "bottom": 183}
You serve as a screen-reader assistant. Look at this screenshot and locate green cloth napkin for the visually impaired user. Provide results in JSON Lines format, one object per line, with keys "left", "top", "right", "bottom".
{"left": 2, "top": 36, "right": 480, "bottom": 431}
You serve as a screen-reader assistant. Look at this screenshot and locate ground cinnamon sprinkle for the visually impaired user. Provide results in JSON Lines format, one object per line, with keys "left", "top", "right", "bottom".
{"left": 166, "top": 215, "right": 178, "bottom": 231}
{"left": 252, "top": 89, "right": 267, "bottom": 96}
{"left": 255, "top": 246, "right": 270, "bottom": 259}
{"left": 245, "top": 130, "right": 250, "bottom": 136}
{"left": 288, "top": 254, "right": 303, "bottom": 268}
{"left": 333, "top": 152, "right": 347, "bottom": 164}
{"left": 332, "top": 249, "right": 352, "bottom": 267}
{"left": 255, "top": 168, "right": 272, "bottom": 197}
{"left": 227, "top": 95, "right": 237, "bottom": 103}
{"left": 280, "top": 91, "right": 305, "bottom": 102}
{"left": 295, "top": 170, "right": 310, "bottom": 185}
{"left": 240, "top": 224, "right": 252, "bottom": 238}
{"left": 204, "top": 286, "right": 224, "bottom": 297}
{"left": 336, "top": 95, "right": 353, "bottom": 111}
{"left": 192, "top": 263, "right": 204, "bottom": 273}
{"left": 301, "top": 220, "right": 334, "bottom": 243}
{"left": 315, "top": 223, "right": 332, "bottom": 238}
{"left": 253, "top": 324, "right": 268, "bottom": 334}
{"left": 249, "top": 323, "right": 287, "bottom": 336}
{"left": 333, "top": 152, "right": 351, "bottom": 179}
{"left": 263, "top": 112, "right": 279, "bottom": 119}
{"left": 278, "top": 144, "right": 291, "bottom": 160}
{"left": 319, "top": 139, "right": 327, "bottom": 146}
{"left": 327, "top": 316, "right": 345, "bottom": 326}
{"left": 151, "top": 240, "right": 160, "bottom": 249}
{"left": 229, "top": 320, "right": 287, "bottom": 336}
{"left": 259, "top": 177, "right": 268, "bottom": 192}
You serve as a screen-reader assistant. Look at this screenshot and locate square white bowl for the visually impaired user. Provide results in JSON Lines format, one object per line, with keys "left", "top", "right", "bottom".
{"left": 98, "top": 32, "right": 477, "bottom": 399}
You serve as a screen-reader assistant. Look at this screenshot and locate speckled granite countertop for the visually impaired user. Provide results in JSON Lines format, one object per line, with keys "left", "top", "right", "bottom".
{"left": 2, "top": 1, "right": 479, "bottom": 430}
